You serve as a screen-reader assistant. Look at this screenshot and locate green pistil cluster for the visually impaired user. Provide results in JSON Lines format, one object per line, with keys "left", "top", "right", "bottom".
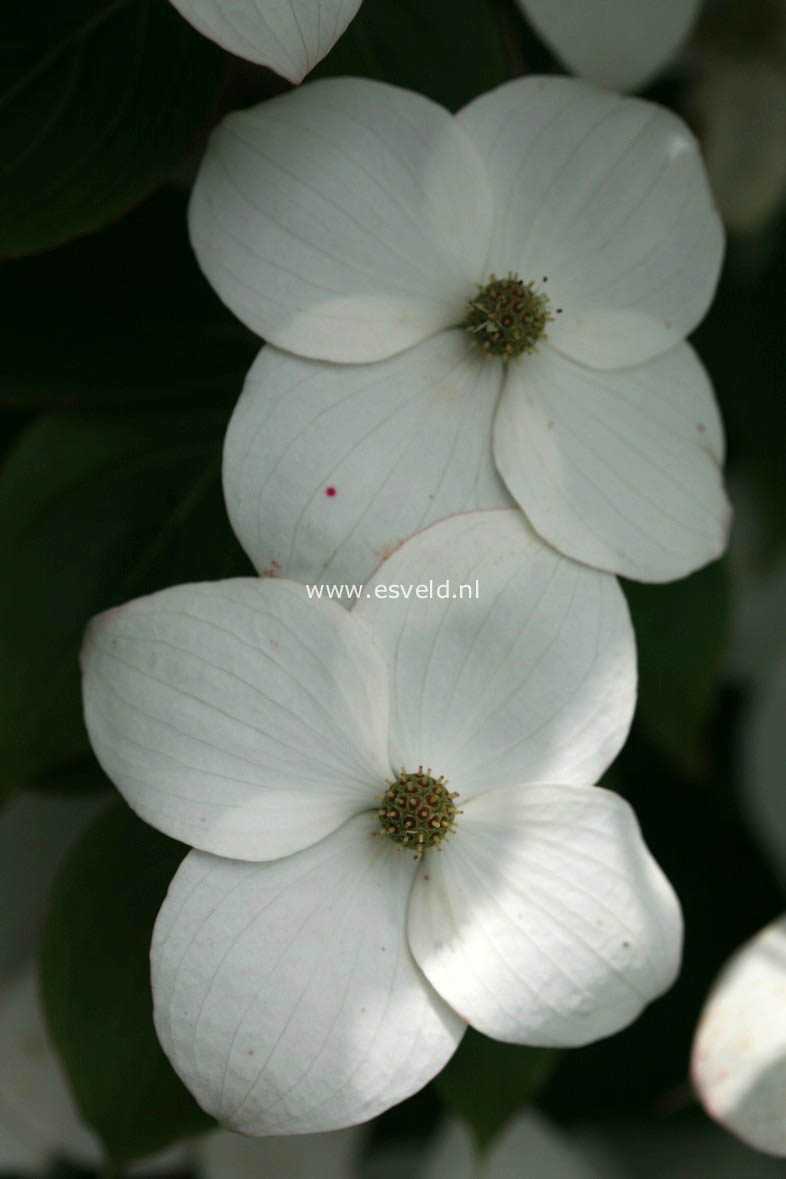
{"left": 463, "top": 272, "right": 557, "bottom": 360}
{"left": 377, "top": 767, "right": 461, "bottom": 859}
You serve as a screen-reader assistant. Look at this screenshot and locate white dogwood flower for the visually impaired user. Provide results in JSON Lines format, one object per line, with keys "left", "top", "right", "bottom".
{"left": 81, "top": 510, "right": 681, "bottom": 1136}
{"left": 165, "top": 0, "right": 698, "bottom": 91}
{"left": 692, "top": 914, "right": 786, "bottom": 1157}
{"left": 516, "top": 0, "right": 701, "bottom": 92}
{"left": 194, "top": 75, "right": 730, "bottom": 587}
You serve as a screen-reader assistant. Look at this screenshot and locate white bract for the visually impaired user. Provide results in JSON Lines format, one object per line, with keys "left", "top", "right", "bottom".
{"left": 692, "top": 915, "right": 786, "bottom": 1157}
{"left": 517, "top": 0, "right": 701, "bottom": 92}
{"left": 81, "top": 510, "right": 682, "bottom": 1136}
{"left": 165, "top": 0, "right": 698, "bottom": 91}
{"left": 167, "top": 0, "right": 362, "bottom": 82}
{"left": 199, "top": 75, "right": 731, "bottom": 587}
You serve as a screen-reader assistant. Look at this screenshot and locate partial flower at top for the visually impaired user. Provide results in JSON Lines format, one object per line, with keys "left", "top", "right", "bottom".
{"left": 81, "top": 510, "right": 682, "bottom": 1135}
{"left": 516, "top": 0, "right": 701, "bottom": 93}
{"left": 198, "top": 76, "right": 731, "bottom": 587}
{"left": 167, "top": 0, "right": 362, "bottom": 82}
{"left": 692, "top": 914, "right": 786, "bottom": 1157}
{"left": 166, "top": 0, "right": 698, "bottom": 91}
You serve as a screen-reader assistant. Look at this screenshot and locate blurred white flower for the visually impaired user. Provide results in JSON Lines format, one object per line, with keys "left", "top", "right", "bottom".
{"left": 577, "top": 1109, "right": 786, "bottom": 1178}
{"left": 0, "top": 791, "right": 180, "bottom": 1174}
{"left": 516, "top": 0, "right": 701, "bottom": 92}
{"left": 692, "top": 914, "right": 786, "bottom": 1157}
{"left": 691, "top": 60, "right": 786, "bottom": 234}
{"left": 81, "top": 510, "right": 681, "bottom": 1136}
{"left": 197, "top": 1123, "right": 365, "bottom": 1178}
{"left": 0, "top": 964, "right": 100, "bottom": 1172}
{"left": 687, "top": 1, "right": 786, "bottom": 234}
{"left": 415, "top": 1114, "right": 611, "bottom": 1179}
{"left": 199, "top": 75, "right": 730, "bottom": 586}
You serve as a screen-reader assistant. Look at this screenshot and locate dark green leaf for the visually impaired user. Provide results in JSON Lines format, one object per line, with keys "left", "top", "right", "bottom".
{"left": 314, "top": 0, "right": 508, "bottom": 110}
{"left": 623, "top": 560, "right": 730, "bottom": 773}
{"left": 0, "top": 408, "right": 250, "bottom": 783}
{"left": 0, "top": 0, "right": 226, "bottom": 256}
{"left": 0, "top": 191, "right": 257, "bottom": 408}
{"left": 435, "top": 1029, "right": 558, "bottom": 1148}
{"left": 40, "top": 801, "right": 214, "bottom": 1163}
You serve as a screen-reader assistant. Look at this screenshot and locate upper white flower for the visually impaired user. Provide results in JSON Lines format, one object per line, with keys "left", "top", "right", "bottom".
{"left": 81, "top": 510, "right": 682, "bottom": 1136}
{"left": 692, "top": 914, "right": 786, "bottom": 1158}
{"left": 191, "top": 75, "right": 731, "bottom": 586}
{"left": 166, "top": 0, "right": 699, "bottom": 91}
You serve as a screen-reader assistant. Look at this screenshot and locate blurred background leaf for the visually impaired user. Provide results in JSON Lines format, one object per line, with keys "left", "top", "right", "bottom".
{"left": 0, "top": 409, "right": 250, "bottom": 787}
{"left": 0, "top": 191, "right": 257, "bottom": 408}
{"left": 624, "top": 559, "right": 731, "bottom": 775}
{"left": 0, "top": 0, "right": 227, "bottom": 257}
{"left": 40, "top": 801, "right": 214, "bottom": 1165}
{"left": 435, "top": 1031, "right": 558, "bottom": 1148}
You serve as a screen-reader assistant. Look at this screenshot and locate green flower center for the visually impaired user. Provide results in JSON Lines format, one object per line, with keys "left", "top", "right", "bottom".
{"left": 377, "top": 767, "right": 461, "bottom": 859}
{"left": 463, "top": 272, "right": 557, "bottom": 360}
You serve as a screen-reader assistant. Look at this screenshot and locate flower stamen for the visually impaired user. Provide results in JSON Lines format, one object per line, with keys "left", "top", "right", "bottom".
{"left": 463, "top": 272, "right": 555, "bottom": 360}
{"left": 377, "top": 766, "right": 461, "bottom": 859}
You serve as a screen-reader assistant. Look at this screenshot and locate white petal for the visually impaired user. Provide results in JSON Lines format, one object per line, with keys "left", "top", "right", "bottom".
{"left": 356, "top": 511, "right": 635, "bottom": 800}
{"left": 152, "top": 815, "right": 465, "bottom": 1136}
{"left": 518, "top": 0, "right": 700, "bottom": 92}
{"left": 189, "top": 78, "right": 493, "bottom": 362}
{"left": 0, "top": 966, "right": 99, "bottom": 1170}
{"left": 457, "top": 77, "right": 723, "bottom": 368}
{"left": 168, "top": 0, "right": 362, "bottom": 83}
{"left": 408, "top": 783, "right": 682, "bottom": 1046}
{"left": 692, "top": 915, "right": 786, "bottom": 1157}
{"left": 81, "top": 578, "right": 390, "bottom": 860}
{"left": 494, "top": 343, "right": 731, "bottom": 582}
{"left": 197, "top": 1124, "right": 365, "bottom": 1179}
{"left": 223, "top": 333, "right": 511, "bottom": 590}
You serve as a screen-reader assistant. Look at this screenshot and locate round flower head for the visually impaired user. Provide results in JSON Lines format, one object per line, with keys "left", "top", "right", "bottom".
{"left": 81, "top": 510, "right": 682, "bottom": 1136}
{"left": 196, "top": 76, "right": 731, "bottom": 588}
{"left": 692, "top": 915, "right": 786, "bottom": 1157}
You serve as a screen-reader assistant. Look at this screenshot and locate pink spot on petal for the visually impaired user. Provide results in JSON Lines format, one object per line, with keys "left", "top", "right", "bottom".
{"left": 325, "top": 486, "right": 337, "bottom": 497}
{"left": 697, "top": 422, "right": 706, "bottom": 432}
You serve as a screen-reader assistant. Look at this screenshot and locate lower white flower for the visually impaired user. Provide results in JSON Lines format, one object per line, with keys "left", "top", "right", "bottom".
{"left": 692, "top": 914, "right": 786, "bottom": 1157}
{"left": 81, "top": 510, "right": 682, "bottom": 1135}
